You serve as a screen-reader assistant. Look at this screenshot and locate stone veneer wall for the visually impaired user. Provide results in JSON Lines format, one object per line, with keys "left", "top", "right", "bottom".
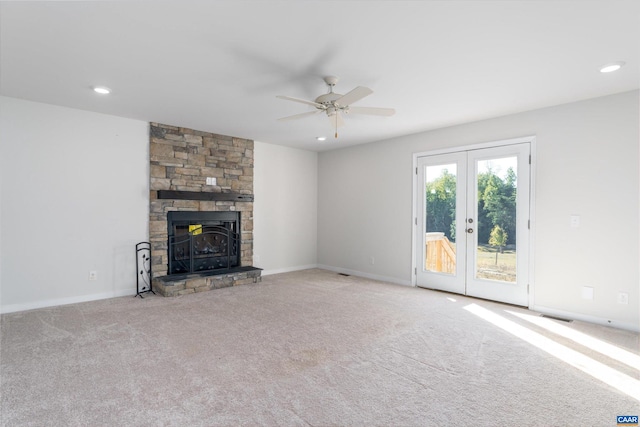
{"left": 148, "top": 123, "right": 256, "bottom": 294}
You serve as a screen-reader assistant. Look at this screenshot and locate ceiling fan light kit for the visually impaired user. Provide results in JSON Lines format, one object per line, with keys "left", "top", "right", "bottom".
{"left": 277, "top": 75, "right": 395, "bottom": 139}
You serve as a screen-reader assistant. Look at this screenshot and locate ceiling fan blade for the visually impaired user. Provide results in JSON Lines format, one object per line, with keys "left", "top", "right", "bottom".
{"left": 276, "top": 95, "right": 324, "bottom": 108}
{"left": 334, "top": 86, "right": 373, "bottom": 107}
{"left": 278, "top": 110, "right": 322, "bottom": 121}
{"left": 347, "top": 106, "right": 396, "bottom": 117}
{"left": 328, "top": 113, "right": 345, "bottom": 128}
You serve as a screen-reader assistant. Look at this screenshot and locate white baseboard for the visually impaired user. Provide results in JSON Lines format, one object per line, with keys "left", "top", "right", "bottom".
{"left": 260, "top": 264, "right": 319, "bottom": 276}
{"left": 317, "top": 264, "right": 412, "bottom": 287}
{"left": 1, "top": 289, "right": 137, "bottom": 314}
{"left": 532, "top": 305, "right": 640, "bottom": 332}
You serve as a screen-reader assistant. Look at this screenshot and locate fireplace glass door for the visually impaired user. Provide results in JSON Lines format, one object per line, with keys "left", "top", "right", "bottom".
{"left": 167, "top": 211, "right": 240, "bottom": 275}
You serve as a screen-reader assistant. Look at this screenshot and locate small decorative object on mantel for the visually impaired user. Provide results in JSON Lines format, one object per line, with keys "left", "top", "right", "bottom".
{"left": 135, "top": 242, "right": 155, "bottom": 298}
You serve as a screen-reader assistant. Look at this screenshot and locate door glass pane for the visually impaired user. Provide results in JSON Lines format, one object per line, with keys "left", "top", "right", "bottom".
{"left": 475, "top": 157, "right": 517, "bottom": 283}
{"left": 424, "top": 164, "right": 457, "bottom": 274}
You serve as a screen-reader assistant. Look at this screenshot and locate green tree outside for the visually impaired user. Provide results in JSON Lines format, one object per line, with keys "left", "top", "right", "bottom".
{"left": 425, "top": 169, "right": 456, "bottom": 242}
{"left": 489, "top": 225, "right": 508, "bottom": 264}
{"left": 477, "top": 167, "right": 517, "bottom": 246}
{"left": 426, "top": 166, "right": 517, "bottom": 247}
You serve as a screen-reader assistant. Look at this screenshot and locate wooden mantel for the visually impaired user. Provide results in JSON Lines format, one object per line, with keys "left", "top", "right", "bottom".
{"left": 156, "top": 190, "right": 254, "bottom": 202}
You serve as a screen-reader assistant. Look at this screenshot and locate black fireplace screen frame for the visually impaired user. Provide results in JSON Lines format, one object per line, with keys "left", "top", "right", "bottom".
{"left": 167, "top": 211, "right": 240, "bottom": 276}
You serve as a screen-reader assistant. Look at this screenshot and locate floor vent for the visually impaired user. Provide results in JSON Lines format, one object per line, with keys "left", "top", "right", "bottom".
{"left": 338, "top": 273, "right": 351, "bottom": 277}
{"left": 540, "top": 314, "right": 573, "bottom": 323}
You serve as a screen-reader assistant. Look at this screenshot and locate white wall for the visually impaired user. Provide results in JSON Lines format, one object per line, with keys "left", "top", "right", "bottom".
{"left": 318, "top": 91, "right": 639, "bottom": 330}
{"left": 254, "top": 141, "right": 318, "bottom": 274}
{"left": 0, "top": 97, "right": 149, "bottom": 313}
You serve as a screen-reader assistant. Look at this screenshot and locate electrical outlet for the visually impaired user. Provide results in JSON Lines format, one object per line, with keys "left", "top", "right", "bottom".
{"left": 369, "top": 256, "right": 375, "bottom": 265}
{"left": 618, "top": 292, "right": 629, "bottom": 305}
{"left": 254, "top": 254, "right": 261, "bottom": 264}
{"left": 570, "top": 215, "right": 580, "bottom": 228}
{"left": 581, "top": 286, "right": 593, "bottom": 300}
{"left": 89, "top": 271, "right": 98, "bottom": 281}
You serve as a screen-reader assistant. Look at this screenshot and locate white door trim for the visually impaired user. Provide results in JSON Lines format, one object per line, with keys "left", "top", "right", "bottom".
{"left": 411, "top": 135, "right": 537, "bottom": 308}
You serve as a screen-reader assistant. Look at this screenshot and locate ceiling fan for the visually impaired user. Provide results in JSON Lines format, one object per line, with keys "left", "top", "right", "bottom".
{"left": 276, "top": 76, "right": 395, "bottom": 138}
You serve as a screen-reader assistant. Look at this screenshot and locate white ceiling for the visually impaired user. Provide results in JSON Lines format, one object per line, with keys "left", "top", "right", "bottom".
{"left": 1, "top": 1, "right": 638, "bottom": 152}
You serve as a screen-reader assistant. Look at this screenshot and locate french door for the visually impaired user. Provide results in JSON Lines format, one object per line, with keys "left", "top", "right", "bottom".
{"left": 415, "top": 143, "right": 530, "bottom": 306}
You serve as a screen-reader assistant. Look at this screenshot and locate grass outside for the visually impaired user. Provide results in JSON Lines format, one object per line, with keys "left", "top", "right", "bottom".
{"left": 476, "top": 244, "right": 516, "bottom": 283}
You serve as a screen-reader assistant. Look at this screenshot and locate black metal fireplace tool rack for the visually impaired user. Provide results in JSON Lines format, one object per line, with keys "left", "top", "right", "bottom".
{"left": 135, "top": 242, "right": 155, "bottom": 298}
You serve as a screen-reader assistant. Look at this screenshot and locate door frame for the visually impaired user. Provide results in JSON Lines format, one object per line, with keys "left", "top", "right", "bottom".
{"left": 411, "top": 135, "right": 537, "bottom": 309}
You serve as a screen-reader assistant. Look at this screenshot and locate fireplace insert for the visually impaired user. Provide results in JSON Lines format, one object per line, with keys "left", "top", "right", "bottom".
{"left": 167, "top": 211, "right": 240, "bottom": 275}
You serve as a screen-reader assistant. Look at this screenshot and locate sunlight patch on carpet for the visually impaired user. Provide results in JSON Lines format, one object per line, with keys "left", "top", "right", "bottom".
{"left": 507, "top": 310, "right": 640, "bottom": 371}
{"left": 464, "top": 303, "right": 640, "bottom": 402}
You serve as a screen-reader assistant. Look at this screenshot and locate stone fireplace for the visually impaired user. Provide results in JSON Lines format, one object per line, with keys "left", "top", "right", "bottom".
{"left": 148, "top": 123, "right": 261, "bottom": 296}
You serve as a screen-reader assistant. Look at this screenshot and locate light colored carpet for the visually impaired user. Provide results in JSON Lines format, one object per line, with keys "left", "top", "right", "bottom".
{"left": 1, "top": 268, "right": 638, "bottom": 426}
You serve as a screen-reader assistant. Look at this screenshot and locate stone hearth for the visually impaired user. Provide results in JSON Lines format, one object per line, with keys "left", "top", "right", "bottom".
{"left": 153, "top": 267, "right": 262, "bottom": 297}
{"left": 148, "top": 123, "right": 260, "bottom": 296}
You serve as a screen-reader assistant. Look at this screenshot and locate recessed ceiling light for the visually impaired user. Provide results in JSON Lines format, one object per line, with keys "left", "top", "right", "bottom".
{"left": 599, "top": 61, "right": 625, "bottom": 73}
{"left": 93, "top": 86, "right": 111, "bottom": 94}
{"left": 316, "top": 137, "right": 326, "bottom": 141}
